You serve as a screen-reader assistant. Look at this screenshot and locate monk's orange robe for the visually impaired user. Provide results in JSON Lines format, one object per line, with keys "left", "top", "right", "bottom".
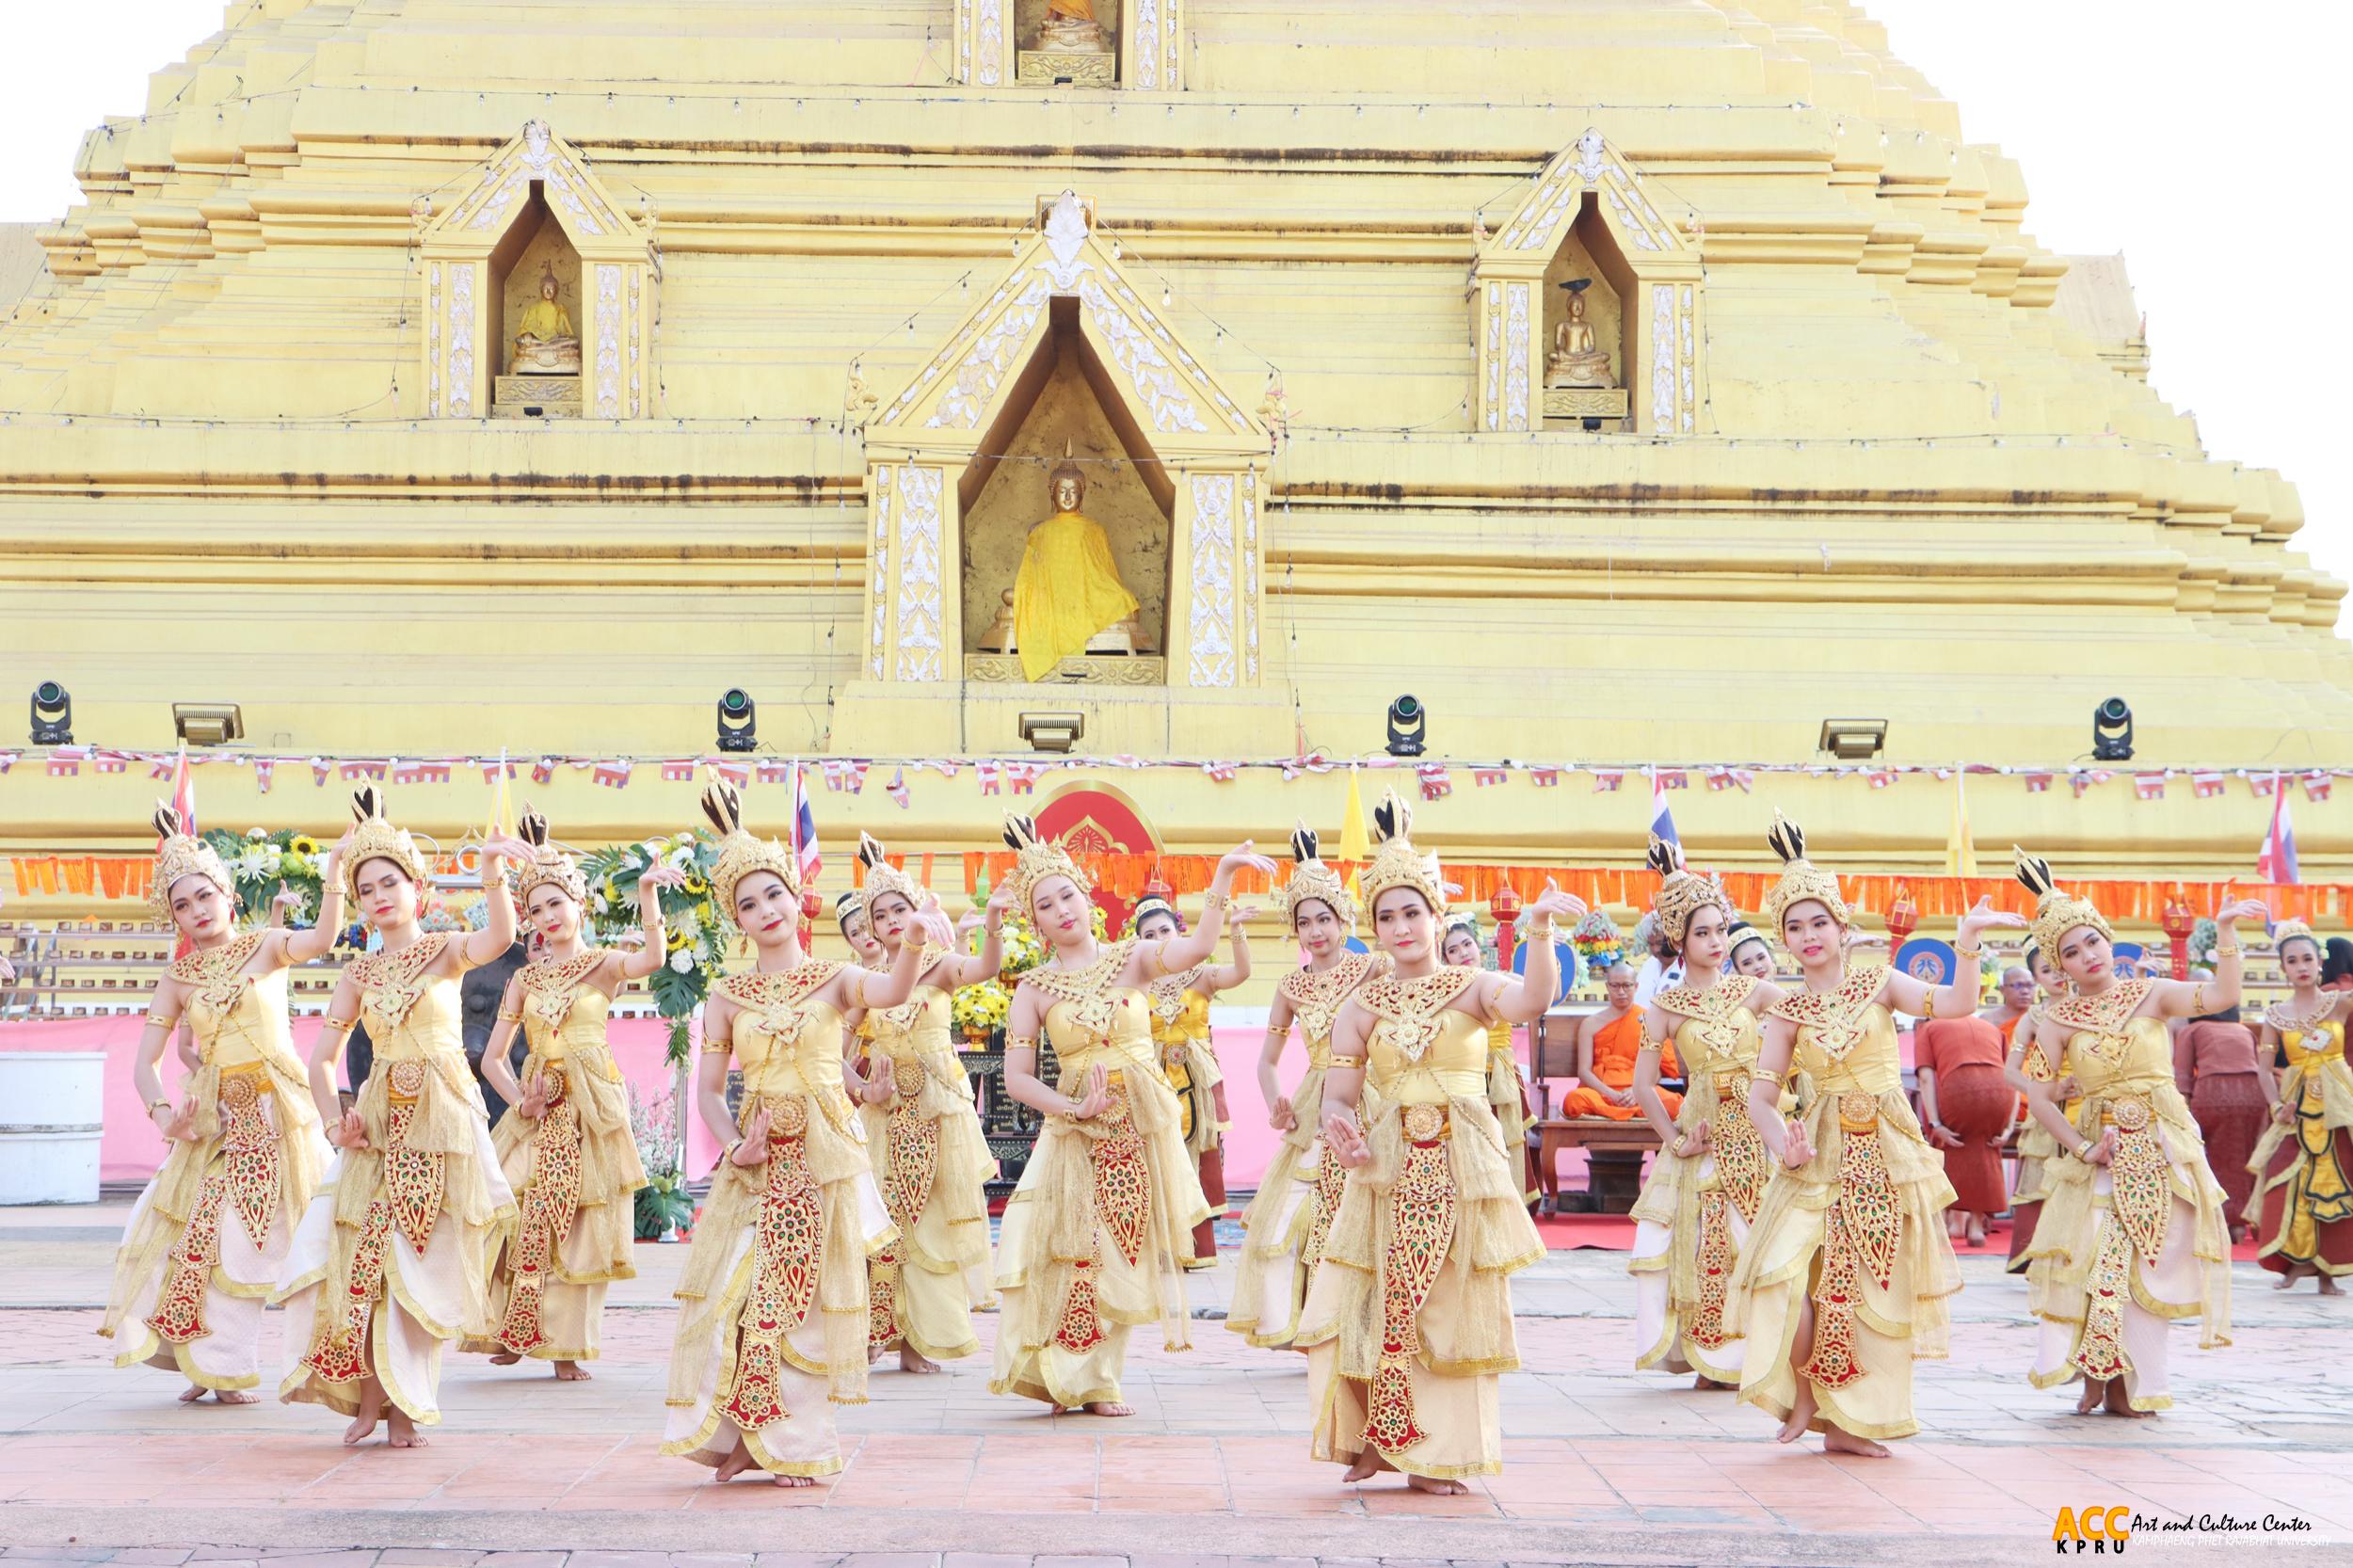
{"left": 1561, "top": 1009, "right": 1683, "bottom": 1120}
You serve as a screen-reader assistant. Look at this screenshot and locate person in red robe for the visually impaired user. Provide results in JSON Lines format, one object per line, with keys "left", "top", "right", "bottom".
{"left": 1916, "top": 1013, "right": 2011, "bottom": 1247}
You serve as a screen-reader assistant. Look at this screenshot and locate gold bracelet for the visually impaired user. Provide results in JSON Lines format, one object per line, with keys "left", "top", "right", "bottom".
{"left": 2215, "top": 945, "right": 2241, "bottom": 957}
{"left": 1008, "top": 1034, "right": 1040, "bottom": 1053}
{"left": 1203, "top": 891, "right": 1228, "bottom": 913}
{"left": 146, "top": 1098, "right": 172, "bottom": 1116}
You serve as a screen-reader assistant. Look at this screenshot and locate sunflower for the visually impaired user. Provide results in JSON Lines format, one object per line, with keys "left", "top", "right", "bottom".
{"left": 289, "top": 834, "right": 319, "bottom": 857}
{"left": 665, "top": 924, "right": 692, "bottom": 952}
{"left": 682, "top": 871, "right": 710, "bottom": 895}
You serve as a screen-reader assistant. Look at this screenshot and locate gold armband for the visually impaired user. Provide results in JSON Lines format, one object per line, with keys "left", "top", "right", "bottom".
{"left": 1007, "top": 1034, "right": 1040, "bottom": 1054}
{"left": 146, "top": 1098, "right": 173, "bottom": 1116}
{"left": 148, "top": 1014, "right": 181, "bottom": 1032}
{"left": 1202, "top": 890, "right": 1228, "bottom": 913}
{"left": 1328, "top": 1054, "right": 1366, "bottom": 1069}
{"left": 321, "top": 1015, "right": 356, "bottom": 1034}
{"left": 496, "top": 1008, "right": 522, "bottom": 1023}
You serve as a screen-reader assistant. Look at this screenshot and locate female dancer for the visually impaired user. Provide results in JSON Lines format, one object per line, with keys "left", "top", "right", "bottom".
{"left": 467, "top": 809, "right": 676, "bottom": 1378}
{"left": 1443, "top": 917, "right": 1539, "bottom": 1207}
{"left": 1721, "top": 813, "right": 1999, "bottom": 1457}
{"left": 2000, "top": 944, "right": 2068, "bottom": 1272}
{"left": 2247, "top": 920, "right": 2353, "bottom": 1292}
{"left": 1301, "top": 795, "right": 1570, "bottom": 1494}
{"left": 1226, "top": 825, "right": 1385, "bottom": 1350}
{"left": 102, "top": 807, "right": 344, "bottom": 1402}
{"left": 1628, "top": 838, "right": 1780, "bottom": 1388}
{"left": 277, "top": 789, "right": 530, "bottom": 1448}
{"left": 990, "top": 815, "right": 1269, "bottom": 1416}
{"left": 850, "top": 833, "right": 1004, "bottom": 1371}
{"left": 1132, "top": 890, "right": 1253, "bottom": 1269}
{"left": 663, "top": 785, "right": 952, "bottom": 1485}
{"left": 2017, "top": 851, "right": 2254, "bottom": 1411}
{"left": 1727, "top": 921, "right": 1775, "bottom": 983}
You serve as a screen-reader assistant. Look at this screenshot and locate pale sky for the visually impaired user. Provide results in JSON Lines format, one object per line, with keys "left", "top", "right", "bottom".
{"left": 4, "top": 1, "right": 2346, "bottom": 628}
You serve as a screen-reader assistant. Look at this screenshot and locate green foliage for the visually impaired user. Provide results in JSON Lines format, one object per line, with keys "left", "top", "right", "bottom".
{"left": 200, "top": 827, "right": 329, "bottom": 927}
{"left": 581, "top": 832, "right": 729, "bottom": 1066}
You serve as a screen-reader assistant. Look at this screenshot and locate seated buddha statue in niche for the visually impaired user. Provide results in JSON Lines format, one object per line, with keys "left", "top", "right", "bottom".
{"left": 1006, "top": 444, "right": 1142, "bottom": 681}
{"left": 1546, "top": 278, "right": 1616, "bottom": 390}
{"left": 1035, "top": 0, "right": 1110, "bottom": 52}
{"left": 511, "top": 263, "right": 582, "bottom": 376}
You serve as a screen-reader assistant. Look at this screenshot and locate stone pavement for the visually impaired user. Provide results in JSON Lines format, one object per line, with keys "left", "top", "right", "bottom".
{"left": 2, "top": 1201, "right": 2347, "bottom": 1567}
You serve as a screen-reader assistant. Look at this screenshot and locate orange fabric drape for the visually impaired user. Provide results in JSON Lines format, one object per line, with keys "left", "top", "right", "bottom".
{"left": 11, "top": 856, "right": 152, "bottom": 900}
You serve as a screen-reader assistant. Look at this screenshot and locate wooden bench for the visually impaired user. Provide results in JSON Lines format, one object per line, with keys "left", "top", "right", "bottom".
{"left": 1535, "top": 1117, "right": 1662, "bottom": 1214}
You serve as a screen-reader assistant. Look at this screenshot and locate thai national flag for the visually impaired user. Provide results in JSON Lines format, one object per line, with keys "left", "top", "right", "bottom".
{"left": 2258, "top": 773, "right": 2298, "bottom": 885}
{"left": 790, "top": 762, "right": 823, "bottom": 891}
{"left": 1648, "top": 768, "right": 1679, "bottom": 848}
{"left": 166, "top": 742, "right": 197, "bottom": 842}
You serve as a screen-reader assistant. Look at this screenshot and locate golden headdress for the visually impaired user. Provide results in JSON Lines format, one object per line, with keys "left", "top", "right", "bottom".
{"left": 2272, "top": 918, "right": 2322, "bottom": 957}
{"left": 1275, "top": 822, "right": 1357, "bottom": 934}
{"left": 2013, "top": 846, "right": 2112, "bottom": 970}
{"left": 149, "top": 803, "right": 233, "bottom": 920}
{"left": 1647, "top": 834, "right": 1733, "bottom": 950}
{"left": 1000, "top": 812, "right": 1092, "bottom": 916}
{"left": 833, "top": 889, "right": 868, "bottom": 936}
{"left": 1760, "top": 810, "right": 1849, "bottom": 933}
{"left": 855, "top": 832, "right": 926, "bottom": 926}
{"left": 1361, "top": 792, "right": 1446, "bottom": 917}
{"left": 700, "top": 780, "right": 800, "bottom": 925}
{"left": 512, "top": 804, "right": 587, "bottom": 908}
{"left": 1128, "top": 894, "right": 1182, "bottom": 938}
{"left": 342, "top": 785, "right": 432, "bottom": 904}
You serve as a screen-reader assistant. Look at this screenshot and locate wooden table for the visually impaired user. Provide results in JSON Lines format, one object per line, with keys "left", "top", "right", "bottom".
{"left": 1536, "top": 1117, "right": 1662, "bottom": 1214}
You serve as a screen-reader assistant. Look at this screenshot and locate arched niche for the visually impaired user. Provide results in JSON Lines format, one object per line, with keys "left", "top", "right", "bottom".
{"left": 418, "top": 121, "right": 654, "bottom": 420}
{"left": 1473, "top": 129, "right": 1706, "bottom": 436}
{"left": 863, "top": 191, "right": 1264, "bottom": 688}
{"left": 960, "top": 301, "right": 1175, "bottom": 671}
{"left": 957, "top": 0, "right": 1185, "bottom": 88}
{"left": 1538, "top": 196, "right": 1633, "bottom": 430}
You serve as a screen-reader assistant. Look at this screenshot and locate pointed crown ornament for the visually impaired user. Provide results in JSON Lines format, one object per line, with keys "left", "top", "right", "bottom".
{"left": 342, "top": 785, "right": 433, "bottom": 904}
{"left": 512, "top": 804, "right": 587, "bottom": 908}
{"left": 1275, "top": 821, "right": 1357, "bottom": 934}
{"left": 1360, "top": 792, "right": 1447, "bottom": 918}
{"left": 149, "top": 803, "right": 234, "bottom": 920}
{"left": 1760, "top": 809, "right": 1848, "bottom": 934}
{"left": 1647, "top": 833, "right": 1733, "bottom": 950}
{"left": 2271, "top": 918, "right": 2321, "bottom": 958}
{"left": 2014, "top": 846, "right": 2113, "bottom": 970}
{"left": 700, "top": 779, "right": 799, "bottom": 926}
{"left": 1000, "top": 811, "right": 1093, "bottom": 916}
{"left": 855, "top": 831, "right": 926, "bottom": 926}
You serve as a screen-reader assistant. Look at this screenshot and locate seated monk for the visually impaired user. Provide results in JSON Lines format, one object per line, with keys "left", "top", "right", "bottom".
{"left": 1562, "top": 961, "right": 1682, "bottom": 1119}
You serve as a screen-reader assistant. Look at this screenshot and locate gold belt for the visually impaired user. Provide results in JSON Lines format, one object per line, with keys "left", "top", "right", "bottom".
{"left": 1401, "top": 1103, "right": 1450, "bottom": 1145}
{"left": 1713, "top": 1068, "right": 1749, "bottom": 1094}
{"left": 218, "top": 1061, "right": 273, "bottom": 1109}
{"left": 1835, "top": 1090, "right": 1880, "bottom": 1134}
{"left": 753, "top": 1093, "right": 813, "bottom": 1143}
{"left": 385, "top": 1059, "right": 429, "bottom": 1105}
{"left": 2098, "top": 1096, "right": 2153, "bottom": 1132}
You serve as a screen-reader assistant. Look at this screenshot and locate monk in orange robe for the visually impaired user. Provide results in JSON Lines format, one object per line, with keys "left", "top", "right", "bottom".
{"left": 1562, "top": 963, "right": 1682, "bottom": 1119}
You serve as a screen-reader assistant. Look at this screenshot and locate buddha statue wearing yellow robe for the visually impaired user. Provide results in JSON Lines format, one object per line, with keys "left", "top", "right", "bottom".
{"left": 1037, "top": 0, "right": 1110, "bottom": 52}
{"left": 1012, "top": 456, "right": 1140, "bottom": 681}
{"left": 511, "top": 265, "right": 581, "bottom": 376}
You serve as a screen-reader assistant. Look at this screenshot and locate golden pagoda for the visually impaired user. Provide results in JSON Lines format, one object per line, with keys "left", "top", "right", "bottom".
{"left": 0, "top": 0, "right": 2343, "bottom": 900}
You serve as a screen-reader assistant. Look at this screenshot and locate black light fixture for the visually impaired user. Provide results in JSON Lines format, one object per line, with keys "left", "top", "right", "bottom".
{"left": 29, "top": 681, "right": 72, "bottom": 745}
{"left": 1817, "top": 718, "right": 1888, "bottom": 760}
{"left": 172, "top": 703, "right": 245, "bottom": 746}
{"left": 715, "top": 689, "right": 758, "bottom": 752}
{"left": 1385, "top": 694, "right": 1426, "bottom": 758}
{"left": 2091, "top": 696, "right": 2134, "bottom": 761}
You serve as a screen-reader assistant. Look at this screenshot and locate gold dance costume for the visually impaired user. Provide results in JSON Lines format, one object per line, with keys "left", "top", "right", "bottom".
{"left": 1148, "top": 965, "right": 1229, "bottom": 1264}
{"left": 858, "top": 980, "right": 997, "bottom": 1361}
{"left": 2025, "top": 983, "right": 2233, "bottom": 1406}
{"left": 1483, "top": 1017, "right": 1538, "bottom": 1207}
{"left": 1722, "top": 968, "right": 1961, "bottom": 1441}
{"left": 276, "top": 935, "right": 517, "bottom": 1423}
{"left": 664, "top": 963, "right": 890, "bottom": 1479}
{"left": 1300, "top": 968, "right": 1546, "bottom": 1480}
{"left": 990, "top": 939, "right": 1211, "bottom": 1408}
{"left": 103, "top": 931, "right": 329, "bottom": 1391}
{"left": 1227, "top": 951, "right": 1384, "bottom": 1348}
{"left": 2005, "top": 1004, "right": 2059, "bottom": 1274}
{"left": 1629, "top": 972, "right": 1773, "bottom": 1382}
{"left": 2248, "top": 1015, "right": 2353, "bottom": 1278}
{"left": 465, "top": 952, "right": 646, "bottom": 1364}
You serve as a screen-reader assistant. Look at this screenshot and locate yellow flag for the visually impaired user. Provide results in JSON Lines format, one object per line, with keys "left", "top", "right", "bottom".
{"left": 1943, "top": 766, "right": 1977, "bottom": 878}
{"left": 488, "top": 749, "right": 516, "bottom": 839}
{"left": 1339, "top": 763, "right": 1369, "bottom": 894}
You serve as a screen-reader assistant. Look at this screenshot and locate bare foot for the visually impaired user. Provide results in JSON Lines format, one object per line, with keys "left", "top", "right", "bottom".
{"left": 2074, "top": 1381, "right": 2105, "bottom": 1416}
{"left": 2274, "top": 1272, "right": 2300, "bottom": 1291}
{"left": 898, "top": 1348, "right": 940, "bottom": 1374}
{"left": 553, "top": 1361, "right": 591, "bottom": 1381}
{"left": 489, "top": 1352, "right": 522, "bottom": 1366}
{"left": 2321, "top": 1275, "right": 2345, "bottom": 1296}
{"left": 1822, "top": 1428, "right": 1891, "bottom": 1458}
{"left": 1080, "top": 1400, "right": 1133, "bottom": 1417}
{"left": 1693, "top": 1374, "right": 1735, "bottom": 1391}
{"left": 386, "top": 1408, "right": 428, "bottom": 1448}
{"left": 2103, "top": 1380, "right": 2153, "bottom": 1419}
{"left": 1405, "top": 1473, "right": 1469, "bottom": 1495}
{"left": 213, "top": 1389, "right": 259, "bottom": 1405}
{"left": 1776, "top": 1383, "right": 1817, "bottom": 1445}
{"left": 869, "top": 1345, "right": 888, "bottom": 1366}
{"left": 343, "top": 1383, "right": 383, "bottom": 1447}
{"left": 1966, "top": 1224, "right": 1988, "bottom": 1248}
{"left": 772, "top": 1473, "right": 814, "bottom": 1488}
{"left": 1341, "top": 1449, "right": 1385, "bottom": 1483}
{"left": 177, "top": 1384, "right": 207, "bottom": 1404}
{"left": 712, "top": 1446, "right": 755, "bottom": 1482}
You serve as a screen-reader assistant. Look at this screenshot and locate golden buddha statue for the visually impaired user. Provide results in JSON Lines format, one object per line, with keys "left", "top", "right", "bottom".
{"left": 1035, "top": 0, "right": 1110, "bottom": 53}
{"left": 511, "top": 264, "right": 581, "bottom": 376}
{"left": 1010, "top": 445, "right": 1141, "bottom": 681}
{"left": 1545, "top": 279, "right": 1616, "bottom": 391}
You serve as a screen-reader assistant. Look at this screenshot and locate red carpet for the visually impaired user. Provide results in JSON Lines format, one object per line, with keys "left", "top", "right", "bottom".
{"left": 1534, "top": 1211, "right": 2266, "bottom": 1261}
